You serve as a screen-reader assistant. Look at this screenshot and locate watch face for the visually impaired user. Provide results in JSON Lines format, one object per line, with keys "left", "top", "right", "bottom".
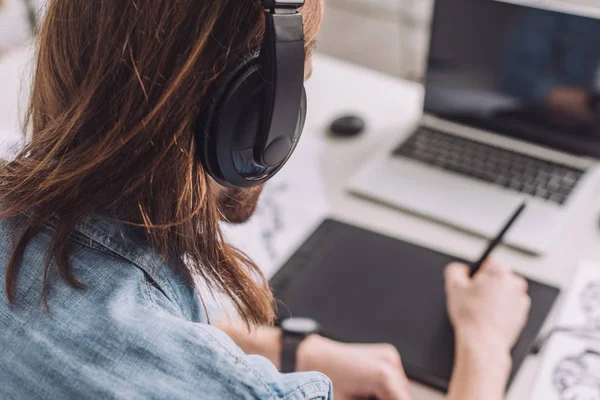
{"left": 281, "top": 318, "right": 319, "bottom": 335}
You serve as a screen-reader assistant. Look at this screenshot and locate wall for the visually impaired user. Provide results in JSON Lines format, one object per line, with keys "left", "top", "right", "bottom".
{"left": 316, "top": 0, "right": 433, "bottom": 80}
{"left": 316, "top": 0, "right": 600, "bottom": 81}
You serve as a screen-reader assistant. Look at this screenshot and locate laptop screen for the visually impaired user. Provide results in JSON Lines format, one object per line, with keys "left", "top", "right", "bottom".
{"left": 424, "top": 0, "right": 600, "bottom": 158}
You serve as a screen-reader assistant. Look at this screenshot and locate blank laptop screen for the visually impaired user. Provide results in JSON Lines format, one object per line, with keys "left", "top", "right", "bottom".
{"left": 424, "top": 0, "right": 600, "bottom": 158}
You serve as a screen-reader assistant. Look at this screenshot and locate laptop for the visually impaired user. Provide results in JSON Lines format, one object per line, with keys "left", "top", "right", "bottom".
{"left": 347, "top": 0, "right": 600, "bottom": 254}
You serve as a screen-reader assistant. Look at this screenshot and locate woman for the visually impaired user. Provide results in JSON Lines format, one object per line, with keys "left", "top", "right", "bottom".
{"left": 0, "top": 0, "right": 530, "bottom": 399}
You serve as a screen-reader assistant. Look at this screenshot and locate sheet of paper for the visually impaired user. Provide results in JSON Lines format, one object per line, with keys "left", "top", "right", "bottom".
{"left": 221, "top": 136, "right": 329, "bottom": 279}
{"left": 529, "top": 261, "right": 600, "bottom": 400}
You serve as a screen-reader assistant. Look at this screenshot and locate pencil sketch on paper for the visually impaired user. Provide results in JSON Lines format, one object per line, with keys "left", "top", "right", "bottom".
{"left": 580, "top": 281, "right": 600, "bottom": 331}
{"left": 551, "top": 281, "right": 600, "bottom": 400}
{"left": 254, "top": 181, "right": 290, "bottom": 262}
{"left": 553, "top": 349, "right": 600, "bottom": 400}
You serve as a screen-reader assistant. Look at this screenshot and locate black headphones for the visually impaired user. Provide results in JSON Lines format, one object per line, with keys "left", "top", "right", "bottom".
{"left": 195, "top": 0, "right": 307, "bottom": 188}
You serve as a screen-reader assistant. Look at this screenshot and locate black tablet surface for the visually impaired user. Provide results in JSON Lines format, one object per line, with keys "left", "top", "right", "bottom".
{"left": 271, "top": 219, "right": 560, "bottom": 392}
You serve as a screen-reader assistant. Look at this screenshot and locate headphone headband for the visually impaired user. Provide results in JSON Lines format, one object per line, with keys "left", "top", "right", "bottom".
{"left": 258, "top": 1, "right": 306, "bottom": 167}
{"left": 263, "top": 1, "right": 305, "bottom": 11}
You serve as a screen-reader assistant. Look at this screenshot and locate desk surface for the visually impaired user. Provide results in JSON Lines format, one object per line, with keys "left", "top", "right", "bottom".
{"left": 2, "top": 46, "right": 600, "bottom": 399}
{"left": 302, "top": 53, "right": 600, "bottom": 400}
{"left": 0, "top": 43, "right": 33, "bottom": 134}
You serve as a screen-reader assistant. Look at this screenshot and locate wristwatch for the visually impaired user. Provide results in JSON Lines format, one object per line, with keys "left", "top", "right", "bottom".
{"left": 280, "top": 317, "right": 320, "bottom": 373}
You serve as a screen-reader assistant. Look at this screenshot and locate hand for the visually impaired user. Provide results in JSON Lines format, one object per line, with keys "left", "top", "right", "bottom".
{"left": 298, "top": 336, "right": 413, "bottom": 400}
{"left": 444, "top": 260, "right": 531, "bottom": 355}
{"left": 548, "top": 87, "right": 593, "bottom": 121}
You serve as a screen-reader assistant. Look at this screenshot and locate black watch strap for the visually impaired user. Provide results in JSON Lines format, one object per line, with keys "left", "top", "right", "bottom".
{"left": 281, "top": 333, "right": 304, "bottom": 373}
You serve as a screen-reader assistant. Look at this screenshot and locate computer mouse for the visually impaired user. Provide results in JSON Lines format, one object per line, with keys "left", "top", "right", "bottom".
{"left": 329, "top": 115, "right": 366, "bottom": 138}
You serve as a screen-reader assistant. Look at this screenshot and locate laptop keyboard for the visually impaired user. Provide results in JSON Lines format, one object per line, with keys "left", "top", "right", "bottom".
{"left": 393, "top": 127, "right": 584, "bottom": 205}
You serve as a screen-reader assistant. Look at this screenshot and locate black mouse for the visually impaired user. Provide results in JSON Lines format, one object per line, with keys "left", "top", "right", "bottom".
{"left": 329, "top": 115, "right": 366, "bottom": 137}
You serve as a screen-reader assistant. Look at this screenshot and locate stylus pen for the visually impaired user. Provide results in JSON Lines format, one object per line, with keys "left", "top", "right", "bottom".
{"left": 470, "top": 202, "right": 527, "bottom": 276}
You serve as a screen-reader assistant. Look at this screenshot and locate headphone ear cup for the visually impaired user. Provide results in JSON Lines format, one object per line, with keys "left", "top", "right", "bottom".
{"left": 295, "top": 86, "right": 307, "bottom": 140}
{"left": 194, "top": 61, "right": 256, "bottom": 184}
{"left": 196, "top": 65, "right": 307, "bottom": 188}
{"left": 199, "top": 60, "right": 269, "bottom": 187}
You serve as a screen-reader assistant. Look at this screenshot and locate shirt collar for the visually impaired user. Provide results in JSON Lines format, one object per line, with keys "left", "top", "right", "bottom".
{"left": 73, "top": 216, "right": 193, "bottom": 309}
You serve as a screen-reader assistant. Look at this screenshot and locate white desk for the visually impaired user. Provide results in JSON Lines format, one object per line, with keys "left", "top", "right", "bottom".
{"left": 2, "top": 47, "right": 600, "bottom": 399}
{"left": 0, "top": 42, "right": 34, "bottom": 134}
{"left": 303, "top": 54, "right": 600, "bottom": 400}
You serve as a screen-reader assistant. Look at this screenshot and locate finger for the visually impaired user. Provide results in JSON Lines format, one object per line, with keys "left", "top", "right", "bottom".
{"left": 396, "top": 360, "right": 414, "bottom": 400}
{"left": 374, "top": 344, "right": 401, "bottom": 368}
{"left": 444, "top": 263, "right": 470, "bottom": 290}
{"left": 371, "top": 366, "right": 412, "bottom": 400}
{"left": 481, "top": 259, "right": 509, "bottom": 275}
{"left": 514, "top": 275, "right": 528, "bottom": 293}
{"left": 523, "top": 294, "right": 532, "bottom": 313}
{"left": 503, "top": 272, "right": 527, "bottom": 292}
{"left": 517, "top": 295, "right": 532, "bottom": 328}
{"left": 396, "top": 382, "right": 413, "bottom": 400}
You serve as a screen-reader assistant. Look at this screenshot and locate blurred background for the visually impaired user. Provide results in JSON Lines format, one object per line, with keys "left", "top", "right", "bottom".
{"left": 2, "top": 0, "right": 600, "bottom": 79}
{"left": 0, "top": 0, "right": 39, "bottom": 54}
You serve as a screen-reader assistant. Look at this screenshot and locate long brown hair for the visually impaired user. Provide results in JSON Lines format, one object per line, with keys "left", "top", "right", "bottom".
{"left": 0, "top": 0, "right": 322, "bottom": 326}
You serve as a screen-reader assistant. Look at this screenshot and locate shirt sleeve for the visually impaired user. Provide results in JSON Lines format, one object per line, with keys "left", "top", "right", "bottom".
{"left": 77, "top": 306, "right": 333, "bottom": 400}
{"left": 193, "top": 323, "right": 334, "bottom": 400}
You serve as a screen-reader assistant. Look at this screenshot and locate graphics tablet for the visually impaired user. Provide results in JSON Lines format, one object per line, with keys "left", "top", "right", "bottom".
{"left": 271, "top": 219, "right": 560, "bottom": 392}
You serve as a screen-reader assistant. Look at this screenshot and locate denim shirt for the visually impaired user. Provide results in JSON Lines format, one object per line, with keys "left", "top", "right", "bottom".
{"left": 0, "top": 216, "right": 332, "bottom": 399}
{"left": 500, "top": 9, "right": 600, "bottom": 103}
